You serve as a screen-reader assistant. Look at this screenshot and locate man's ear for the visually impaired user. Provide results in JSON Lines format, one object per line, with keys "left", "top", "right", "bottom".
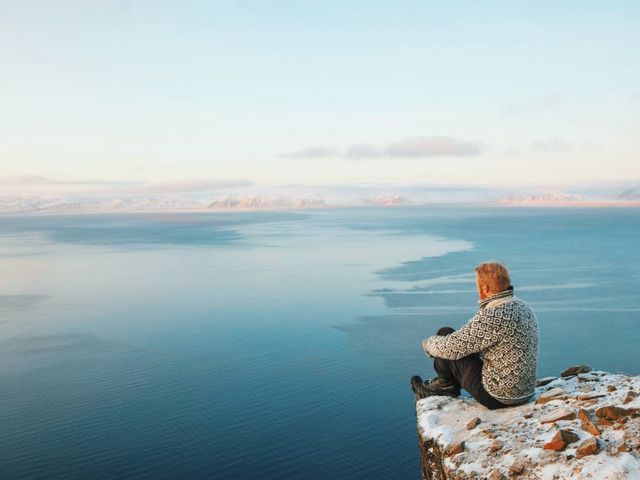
{"left": 481, "top": 283, "right": 491, "bottom": 296}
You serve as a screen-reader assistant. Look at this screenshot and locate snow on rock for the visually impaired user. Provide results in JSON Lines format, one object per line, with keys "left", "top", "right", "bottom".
{"left": 415, "top": 368, "right": 640, "bottom": 479}
{"left": 498, "top": 192, "right": 583, "bottom": 205}
{"left": 208, "top": 195, "right": 327, "bottom": 210}
{"left": 364, "top": 195, "right": 409, "bottom": 206}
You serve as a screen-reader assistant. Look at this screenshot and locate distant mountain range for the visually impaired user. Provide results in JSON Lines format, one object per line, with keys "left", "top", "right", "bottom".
{"left": 0, "top": 195, "right": 328, "bottom": 214}
{"left": 497, "top": 192, "right": 583, "bottom": 205}
{"left": 617, "top": 187, "right": 640, "bottom": 200}
{"left": 208, "top": 195, "right": 326, "bottom": 209}
{"left": 364, "top": 195, "right": 410, "bottom": 206}
{"left": 1, "top": 186, "right": 639, "bottom": 213}
{"left": 0, "top": 196, "right": 206, "bottom": 214}
{"left": 498, "top": 187, "right": 640, "bottom": 206}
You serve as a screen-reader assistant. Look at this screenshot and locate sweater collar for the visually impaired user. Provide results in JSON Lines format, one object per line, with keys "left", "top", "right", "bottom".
{"left": 479, "top": 285, "right": 514, "bottom": 309}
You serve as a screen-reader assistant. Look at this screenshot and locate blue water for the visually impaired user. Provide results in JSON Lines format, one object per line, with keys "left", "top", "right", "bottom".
{"left": 0, "top": 207, "right": 639, "bottom": 479}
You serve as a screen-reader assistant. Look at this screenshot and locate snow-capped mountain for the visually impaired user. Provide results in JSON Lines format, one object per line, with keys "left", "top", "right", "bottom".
{"left": 364, "top": 195, "right": 409, "bottom": 206}
{"left": 208, "top": 195, "right": 326, "bottom": 209}
{"left": 617, "top": 186, "right": 640, "bottom": 200}
{"left": 498, "top": 191, "right": 583, "bottom": 205}
{"left": 0, "top": 196, "right": 207, "bottom": 213}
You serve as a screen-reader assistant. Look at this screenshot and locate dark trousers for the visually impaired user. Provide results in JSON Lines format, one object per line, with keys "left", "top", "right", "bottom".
{"left": 433, "top": 327, "right": 507, "bottom": 410}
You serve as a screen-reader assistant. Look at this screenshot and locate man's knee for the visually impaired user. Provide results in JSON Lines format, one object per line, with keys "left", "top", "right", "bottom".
{"left": 436, "top": 326, "right": 455, "bottom": 336}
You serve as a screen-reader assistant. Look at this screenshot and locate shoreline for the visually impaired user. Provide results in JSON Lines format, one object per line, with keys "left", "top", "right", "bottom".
{"left": 1, "top": 201, "right": 640, "bottom": 216}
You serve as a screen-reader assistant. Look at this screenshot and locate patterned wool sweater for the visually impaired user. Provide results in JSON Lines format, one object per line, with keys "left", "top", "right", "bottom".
{"left": 422, "top": 288, "right": 539, "bottom": 405}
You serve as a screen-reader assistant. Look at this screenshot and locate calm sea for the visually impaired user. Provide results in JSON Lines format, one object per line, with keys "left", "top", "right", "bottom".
{"left": 1, "top": 207, "right": 638, "bottom": 479}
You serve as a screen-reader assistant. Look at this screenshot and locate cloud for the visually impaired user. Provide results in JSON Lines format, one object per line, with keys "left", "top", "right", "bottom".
{"left": 280, "top": 136, "right": 485, "bottom": 160}
{"left": 345, "top": 144, "right": 384, "bottom": 159}
{"left": 349, "top": 137, "right": 484, "bottom": 159}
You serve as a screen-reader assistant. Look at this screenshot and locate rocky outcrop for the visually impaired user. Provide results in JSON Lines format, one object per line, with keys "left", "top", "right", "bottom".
{"left": 415, "top": 368, "right": 640, "bottom": 479}
{"left": 208, "top": 195, "right": 326, "bottom": 209}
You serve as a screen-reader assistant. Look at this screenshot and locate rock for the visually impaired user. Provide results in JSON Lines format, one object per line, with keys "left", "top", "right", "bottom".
{"left": 536, "top": 376, "right": 557, "bottom": 387}
{"left": 561, "top": 365, "right": 592, "bottom": 378}
{"left": 575, "top": 437, "right": 600, "bottom": 458}
{"left": 466, "top": 417, "right": 481, "bottom": 430}
{"left": 488, "top": 469, "right": 505, "bottom": 480}
{"left": 481, "top": 428, "right": 495, "bottom": 439}
{"left": 536, "top": 387, "right": 566, "bottom": 404}
{"left": 444, "top": 441, "right": 465, "bottom": 457}
{"left": 509, "top": 460, "right": 526, "bottom": 476}
{"left": 489, "top": 439, "right": 503, "bottom": 452}
{"left": 577, "top": 393, "right": 605, "bottom": 400}
{"left": 543, "top": 429, "right": 580, "bottom": 451}
{"left": 540, "top": 407, "right": 576, "bottom": 424}
{"left": 578, "top": 408, "right": 602, "bottom": 436}
{"left": 540, "top": 387, "right": 565, "bottom": 398}
{"left": 619, "top": 444, "right": 632, "bottom": 453}
{"left": 536, "top": 395, "right": 567, "bottom": 405}
{"left": 598, "top": 417, "right": 614, "bottom": 427}
{"left": 624, "top": 390, "right": 638, "bottom": 404}
{"left": 595, "top": 405, "right": 630, "bottom": 421}
{"left": 607, "top": 385, "right": 618, "bottom": 392}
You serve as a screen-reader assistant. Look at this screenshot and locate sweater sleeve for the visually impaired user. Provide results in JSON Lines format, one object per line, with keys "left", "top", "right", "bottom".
{"left": 422, "top": 312, "right": 501, "bottom": 360}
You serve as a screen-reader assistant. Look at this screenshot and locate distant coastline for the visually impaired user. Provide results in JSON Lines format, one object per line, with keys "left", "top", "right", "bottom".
{"left": 1, "top": 199, "right": 640, "bottom": 215}
{"left": 3, "top": 183, "right": 640, "bottom": 214}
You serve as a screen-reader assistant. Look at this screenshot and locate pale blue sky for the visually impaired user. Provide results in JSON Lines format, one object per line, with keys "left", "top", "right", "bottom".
{"left": 1, "top": 1, "right": 639, "bottom": 194}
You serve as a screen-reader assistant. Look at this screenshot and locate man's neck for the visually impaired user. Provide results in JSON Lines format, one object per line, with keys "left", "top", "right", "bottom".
{"left": 479, "top": 286, "right": 514, "bottom": 308}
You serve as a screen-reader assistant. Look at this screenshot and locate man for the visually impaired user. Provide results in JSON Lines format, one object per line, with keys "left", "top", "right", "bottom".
{"left": 411, "top": 262, "right": 539, "bottom": 410}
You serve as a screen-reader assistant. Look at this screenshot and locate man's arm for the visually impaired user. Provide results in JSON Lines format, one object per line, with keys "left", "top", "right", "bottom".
{"left": 422, "top": 313, "right": 501, "bottom": 360}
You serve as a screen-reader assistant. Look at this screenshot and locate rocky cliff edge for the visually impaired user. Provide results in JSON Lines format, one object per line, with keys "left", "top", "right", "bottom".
{"left": 416, "top": 367, "right": 640, "bottom": 479}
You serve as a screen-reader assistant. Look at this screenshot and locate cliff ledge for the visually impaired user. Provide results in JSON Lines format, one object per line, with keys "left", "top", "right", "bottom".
{"left": 416, "top": 367, "right": 640, "bottom": 479}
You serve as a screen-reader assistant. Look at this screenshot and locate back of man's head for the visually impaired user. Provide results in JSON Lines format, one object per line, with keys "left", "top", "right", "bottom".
{"left": 475, "top": 261, "right": 512, "bottom": 294}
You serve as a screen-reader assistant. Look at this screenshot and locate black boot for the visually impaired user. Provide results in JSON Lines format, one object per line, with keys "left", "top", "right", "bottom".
{"left": 410, "top": 375, "right": 425, "bottom": 397}
{"left": 411, "top": 375, "right": 460, "bottom": 399}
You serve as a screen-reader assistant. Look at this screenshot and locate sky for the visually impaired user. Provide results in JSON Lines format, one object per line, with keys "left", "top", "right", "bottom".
{"left": 1, "top": 1, "right": 639, "bottom": 197}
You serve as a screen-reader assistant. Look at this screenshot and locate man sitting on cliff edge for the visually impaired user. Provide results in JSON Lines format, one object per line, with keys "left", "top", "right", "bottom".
{"left": 411, "top": 262, "right": 539, "bottom": 410}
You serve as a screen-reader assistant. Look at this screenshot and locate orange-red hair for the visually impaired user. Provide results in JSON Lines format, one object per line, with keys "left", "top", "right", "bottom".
{"left": 475, "top": 261, "right": 512, "bottom": 293}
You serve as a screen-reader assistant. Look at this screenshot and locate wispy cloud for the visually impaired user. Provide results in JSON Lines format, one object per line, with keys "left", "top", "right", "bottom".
{"left": 348, "top": 137, "right": 484, "bottom": 159}
{"left": 280, "top": 136, "right": 485, "bottom": 160}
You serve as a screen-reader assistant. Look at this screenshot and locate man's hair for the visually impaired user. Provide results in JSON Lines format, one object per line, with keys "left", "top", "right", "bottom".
{"left": 475, "top": 261, "right": 512, "bottom": 293}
